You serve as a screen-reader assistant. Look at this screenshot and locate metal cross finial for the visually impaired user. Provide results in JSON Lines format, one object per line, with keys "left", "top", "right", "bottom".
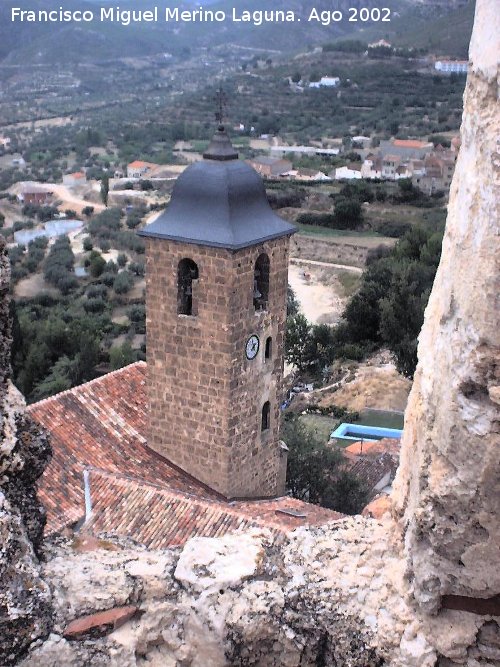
{"left": 214, "top": 86, "right": 228, "bottom": 126}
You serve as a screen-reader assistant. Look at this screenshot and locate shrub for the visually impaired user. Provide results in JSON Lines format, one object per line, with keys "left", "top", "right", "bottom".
{"left": 128, "top": 261, "right": 145, "bottom": 276}
{"left": 89, "top": 253, "right": 106, "bottom": 278}
{"left": 84, "top": 298, "right": 106, "bottom": 313}
{"left": 113, "top": 271, "right": 133, "bottom": 294}
{"left": 86, "top": 284, "right": 108, "bottom": 299}
{"left": 99, "top": 271, "right": 117, "bottom": 287}
{"left": 83, "top": 237, "right": 93, "bottom": 251}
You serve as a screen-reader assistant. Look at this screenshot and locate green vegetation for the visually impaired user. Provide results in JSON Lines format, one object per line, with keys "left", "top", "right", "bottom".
{"left": 283, "top": 415, "right": 369, "bottom": 515}
{"left": 286, "top": 225, "right": 443, "bottom": 379}
{"left": 43, "top": 237, "right": 78, "bottom": 294}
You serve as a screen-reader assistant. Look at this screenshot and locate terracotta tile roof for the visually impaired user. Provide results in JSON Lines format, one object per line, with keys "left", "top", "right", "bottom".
{"left": 128, "top": 160, "right": 149, "bottom": 168}
{"left": 29, "top": 362, "right": 342, "bottom": 545}
{"left": 344, "top": 438, "right": 401, "bottom": 458}
{"left": 393, "top": 139, "right": 431, "bottom": 149}
{"left": 83, "top": 470, "right": 342, "bottom": 549}
{"left": 29, "top": 363, "right": 219, "bottom": 534}
{"left": 345, "top": 453, "right": 397, "bottom": 494}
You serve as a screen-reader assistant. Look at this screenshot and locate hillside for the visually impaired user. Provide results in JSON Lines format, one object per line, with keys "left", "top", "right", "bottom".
{"left": 0, "top": 0, "right": 473, "bottom": 64}
{"left": 347, "top": 0, "right": 475, "bottom": 57}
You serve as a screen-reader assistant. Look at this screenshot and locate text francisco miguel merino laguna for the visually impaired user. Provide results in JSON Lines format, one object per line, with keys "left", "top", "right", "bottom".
{"left": 10, "top": 5, "right": 382, "bottom": 26}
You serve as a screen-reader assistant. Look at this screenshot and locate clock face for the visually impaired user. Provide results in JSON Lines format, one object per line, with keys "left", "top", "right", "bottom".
{"left": 245, "top": 334, "right": 260, "bottom": 360}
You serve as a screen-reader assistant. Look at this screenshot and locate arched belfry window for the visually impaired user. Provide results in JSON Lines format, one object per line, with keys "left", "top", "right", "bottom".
{"left": 261, "top": 401, "right": 271, "bottom": 432}
{"left": 177, "top": 258, "right": 198, "bottom": 316}
{"left": 265, "top": 336, "right": 273, "bottom": 361}
{"left": 253, "top": 253, "right": 270, "bottom": 311}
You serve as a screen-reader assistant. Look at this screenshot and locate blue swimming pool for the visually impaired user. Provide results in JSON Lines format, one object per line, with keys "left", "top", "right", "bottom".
{"left": 331, "top": 423, "right": 403, "bottom": 443}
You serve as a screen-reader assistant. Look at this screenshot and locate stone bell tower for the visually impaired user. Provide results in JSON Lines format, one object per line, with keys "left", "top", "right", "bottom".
{"left": 139, "top": 126, "right": 296, "bottom": 499}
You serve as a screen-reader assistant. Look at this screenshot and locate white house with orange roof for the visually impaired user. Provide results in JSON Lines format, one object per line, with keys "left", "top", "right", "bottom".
{"left": 63, "top": 171, "right": 87, "bottom": 187}
{"left": 127, "top": 160, "right": 158, "bottom": 179}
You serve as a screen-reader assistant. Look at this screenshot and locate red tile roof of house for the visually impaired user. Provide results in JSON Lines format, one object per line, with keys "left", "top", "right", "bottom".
{"left": 344, "top": 453, "right": 397, "bottom": 495}
{"left": 128, "top": 160, "right": 150, "bottom": 169}
{"left": 28, "top": 363, "right": 343, "bottom": 546}
{"left": 344, "top": 438, "right": 401, "bottom": 458}
{"left": 68, "top": 172, "right": 86, "bottom": 179}
{"left": 393, "top": 139, "right": 431, "bottom": 149}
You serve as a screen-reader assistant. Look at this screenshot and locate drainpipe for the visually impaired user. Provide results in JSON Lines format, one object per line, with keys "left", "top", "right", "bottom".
{"left": 83, "top": 469, "right": 92, "bottom": 523}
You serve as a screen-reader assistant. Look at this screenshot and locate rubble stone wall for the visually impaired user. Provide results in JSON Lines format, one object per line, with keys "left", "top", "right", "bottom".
{"left": 0, "top": 237, "right": 53, "bottom": 666}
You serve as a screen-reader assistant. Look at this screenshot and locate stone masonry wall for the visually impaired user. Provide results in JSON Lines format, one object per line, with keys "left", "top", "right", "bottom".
{"left": 145, "top": 236, "right": 290, "bottom": 499}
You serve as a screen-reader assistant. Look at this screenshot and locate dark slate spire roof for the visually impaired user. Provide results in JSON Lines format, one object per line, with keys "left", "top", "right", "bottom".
{"left": 138, "top": 127, "right": 296, "bottom": 251}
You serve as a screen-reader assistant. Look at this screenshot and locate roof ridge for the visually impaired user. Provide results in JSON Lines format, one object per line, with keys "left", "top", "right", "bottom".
{"left": 27, "top": 361, "right": 146, "bottom": 410}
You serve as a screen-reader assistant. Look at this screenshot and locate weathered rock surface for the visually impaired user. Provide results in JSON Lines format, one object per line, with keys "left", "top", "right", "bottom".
{"left": 391, "top": 0, "right": 500, "bottom": 615}
{"left": 0, "top": 237, "right": 53, "bottom": 665}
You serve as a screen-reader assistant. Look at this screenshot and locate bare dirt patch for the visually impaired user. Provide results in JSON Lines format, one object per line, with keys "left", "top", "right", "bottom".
{"left": 14, "top": 272, "right": 58, "bottom": 299}
{"left": 318, "top": 355, "right": 411, "bottom": 413}
{"left": 288, "top": 263, "right": 351, "bottom": 325}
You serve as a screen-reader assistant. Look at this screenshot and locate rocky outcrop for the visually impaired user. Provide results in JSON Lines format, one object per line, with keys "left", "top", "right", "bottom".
{"left": 0, "top": 237, "right": 53, "bottom": 665}
{"left": 391, "top": 0, "right": 500, "bottom": 616}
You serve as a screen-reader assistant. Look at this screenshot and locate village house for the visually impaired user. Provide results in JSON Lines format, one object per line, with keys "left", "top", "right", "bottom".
{"left": 342, "top": 438, "right": 401, "bottom": 500}
{"left": 368, "top": 39, "right": 392, "bottom": 49}
{"left": 378, "top": 139, "right": 434, "bottom": 161}
{"left": 333, "top": 164, "right": 362, "bottom": 180}
{"left": 127, "top": 160, "right": 159, "bottom": 179}
{"left": 246, "top": 156, "right": 292, "bottom": 178}
{"left": 271, "top": 145, "right": 340, "bottom": 158}
{"left": 309, "top": 76, "right": 340, "bottom": 89}
{"left": 17, "top": 182, "right": 53, "bottom": 205}
{"left": 359, "top": 139, "right": 457, "bottom": 188}
{"left": 360, "top": 154, "right": 383, "bottom": 179}
{"left": 62, "top": 171, "right": 87, "bottom": 187}
{"left": 381, "top": 154, "right": 402, "bottom": 179}
{"left": 435, "top": 60, "right": 469, "bottom": 74}
{"left": 286, "top": 167, "right": 331, "bottom": 182}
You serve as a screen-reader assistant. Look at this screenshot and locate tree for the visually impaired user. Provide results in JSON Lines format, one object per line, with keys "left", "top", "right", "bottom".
{"left": 333, "top": 198, "right": 363, "bottom": 229}
{"left": 82, "top": 206, "right": 94, "bottom": 217}
{"left": 291, "top": 71, "right": 301, "bottom": 83}
{"left": 283, "top": 416, "right": 369, "bottom": 514}
{"left": 100, "top": 173, "right": 109, "bottom": 207}
{"left": 109, "top": 342, "right": 135, "bottom": 370}
{"left": 379, "top": 262, "right": 435, "bottom": 378}
{"left": 83, "top": 237, "right": 93, "bottom": 252}
{"left": 285, "top": 313, "right": 311, "bottom": 370}
{"left": 117, "top": 253, "right": 128, "bottom": 268}
{"left": 89, "top": 252, "right": 106, "bottom": 278}
{"left": 113, "top": 271, "right": 133, "bottom": 294}
{"left": 287, "top": 285, "right": 299, "bottom": 316}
